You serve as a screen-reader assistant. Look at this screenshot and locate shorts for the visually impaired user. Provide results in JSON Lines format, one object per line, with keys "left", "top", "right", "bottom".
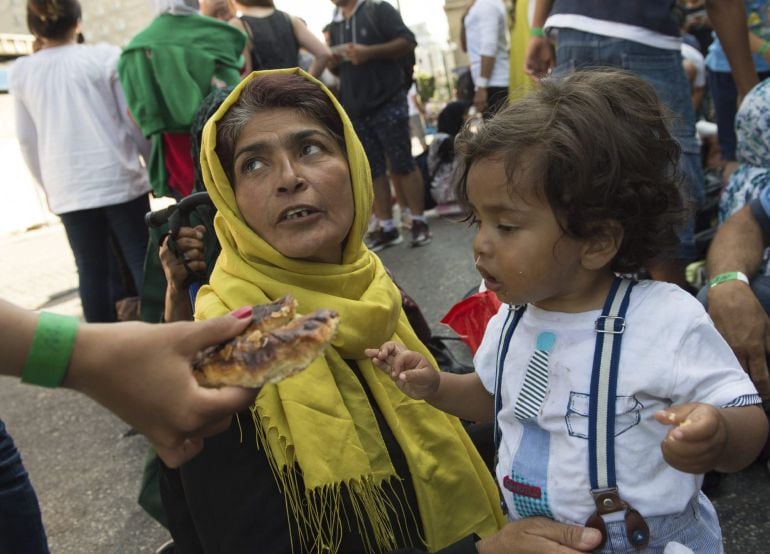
{"left": 553, "top": 29, "right": 702, "bottom": 260}
{"left": 352, "top": 91, "right": 416, "bottom": 179}
{"left": 600, "top": 492, "right": 722, "bottom": 553}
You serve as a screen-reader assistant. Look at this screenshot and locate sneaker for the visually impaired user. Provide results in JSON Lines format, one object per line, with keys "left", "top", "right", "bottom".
{"left": 410, "top": 220, "right": 432, "bottom": 247}
{"left": 367, "top": 228, "right": 403, "bottom": 252}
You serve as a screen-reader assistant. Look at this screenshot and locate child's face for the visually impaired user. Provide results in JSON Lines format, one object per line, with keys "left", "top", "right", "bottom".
{"left": 467, "top": 157, "right": 600, "bottom": 312}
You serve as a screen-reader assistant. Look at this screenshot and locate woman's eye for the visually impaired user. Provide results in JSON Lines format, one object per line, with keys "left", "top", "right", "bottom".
{"left": 242, "top": 158, "right": 265, "bottom": 173}
{"left": 301, "top": 143, "right": 322, "bottom": 156}
{"left": 498, "top": 224, "right": 517, "bottom": 233}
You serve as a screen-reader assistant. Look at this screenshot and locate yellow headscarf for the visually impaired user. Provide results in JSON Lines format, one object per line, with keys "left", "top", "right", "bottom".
{"left": 196, "top": 68, "right": 504, "bottom": 553}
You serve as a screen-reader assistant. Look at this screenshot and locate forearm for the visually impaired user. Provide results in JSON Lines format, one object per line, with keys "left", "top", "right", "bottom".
{"left": 532, "top": 0, "right": 554, "bottom": 28}
{"left": 164, "top": 285, "right": 194, "bottom": 323}
{"left": 715, "top": 405, "right": 768, "bottom": 472}
{"left": 0, "top": 299, "right": 40, "bottom": 378}
{"left": 706, "top": 205, "right": 766, "bottom": 278}
{"left": 706, "top": 0, "right": 758, "bottom": 97}
{"left": 364, "top": 37, "right": 414, "bottom": 61}
{"left": 479, "top": 55, "right": 495, "bottom": 80}
{"left": 428, "top": 372, "right": 494, "bottom": 423}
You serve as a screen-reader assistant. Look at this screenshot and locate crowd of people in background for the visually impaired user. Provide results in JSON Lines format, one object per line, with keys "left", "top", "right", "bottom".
{"left": 6, "top": 0, "right": 770, "bottom": 552}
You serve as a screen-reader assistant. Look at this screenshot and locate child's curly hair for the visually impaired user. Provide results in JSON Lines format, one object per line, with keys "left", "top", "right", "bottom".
{"left": 455, "top": 69, "right": 689, "bottom": 274}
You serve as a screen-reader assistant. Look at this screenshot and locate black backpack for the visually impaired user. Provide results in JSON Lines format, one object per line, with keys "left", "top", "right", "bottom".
{"left": 359, "top": 0, "right": 416, "bottom": 91}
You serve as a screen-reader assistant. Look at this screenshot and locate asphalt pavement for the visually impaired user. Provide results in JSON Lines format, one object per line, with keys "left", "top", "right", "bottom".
{"left": 1, "top": 215, "right": 769, "bottom": 552}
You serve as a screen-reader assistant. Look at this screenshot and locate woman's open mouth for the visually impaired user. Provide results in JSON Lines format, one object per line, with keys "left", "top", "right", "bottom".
{"left": 279, "top": 206, "right": 321, "bottom": 223}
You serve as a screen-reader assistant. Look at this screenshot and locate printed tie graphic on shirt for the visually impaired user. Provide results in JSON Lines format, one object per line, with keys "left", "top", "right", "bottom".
{"left": 504, "top": 332, "right": 556, "bottom": 518}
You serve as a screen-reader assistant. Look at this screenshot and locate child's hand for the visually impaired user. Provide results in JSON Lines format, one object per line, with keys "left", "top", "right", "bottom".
{"left": 655, "top": 403, "right": 728, "bottom": 474}
{"left": 364, "top": 342, "right": 440, "bottom": 400}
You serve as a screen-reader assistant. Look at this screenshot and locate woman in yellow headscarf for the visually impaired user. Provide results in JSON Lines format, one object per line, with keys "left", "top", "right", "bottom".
{"left": 158, "top": 68, "right": 505, "bottom": 553}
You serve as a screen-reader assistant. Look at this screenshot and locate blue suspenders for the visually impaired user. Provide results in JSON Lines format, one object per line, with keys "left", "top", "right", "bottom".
{"left": 493, "top": 277, "right": 649, "bottom": 549}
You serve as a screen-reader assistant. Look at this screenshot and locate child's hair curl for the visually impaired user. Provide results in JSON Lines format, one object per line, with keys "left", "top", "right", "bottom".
{"left": 455, "top": 69, "right": 689, "bottom": 274}
{"left": 27, "top": 0, "right": 81, "bottom": 40}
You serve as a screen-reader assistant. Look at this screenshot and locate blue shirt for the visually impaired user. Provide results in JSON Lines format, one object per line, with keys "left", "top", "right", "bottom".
{"left": 705, "top": 0, "right": 770, "bottom": 72}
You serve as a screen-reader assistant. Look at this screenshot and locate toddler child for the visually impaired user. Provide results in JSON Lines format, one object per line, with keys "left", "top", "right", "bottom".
{"left": 366, "top": 69, "right": 768, "bottom": 553}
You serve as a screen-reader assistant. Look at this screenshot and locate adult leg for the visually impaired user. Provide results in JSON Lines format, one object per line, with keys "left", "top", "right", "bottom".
{"left": 0, "top": 420, "right": 49, "bottom": 554}
{"left": 353, "top": 115, "right": 402, "bottom": 251}
{"left": 104, "top": 194, "right": 151, "bottom": 297}
{"left": 59, "top": 208, "right": 115, "bottom": 322}
{"left": 373, "top": 93, "right": 432, "bottom": 247}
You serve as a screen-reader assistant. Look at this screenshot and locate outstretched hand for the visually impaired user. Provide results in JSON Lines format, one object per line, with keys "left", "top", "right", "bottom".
{"left": 66, "top": 309, "right": 259, "bottom": 468}
{"left": 655, "top": 403, "right": 728, "bottom": 474}
{"left": 365, "top": 341, "right": 440, "bottom": 400}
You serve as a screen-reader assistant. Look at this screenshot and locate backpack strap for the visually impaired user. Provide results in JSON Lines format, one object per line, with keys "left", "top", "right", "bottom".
{"left": 584, "top": 277, "right": 649, "bottom": 550}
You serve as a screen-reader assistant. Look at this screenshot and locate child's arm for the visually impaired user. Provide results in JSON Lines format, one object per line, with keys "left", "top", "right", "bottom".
{"left": 655, "top": 403, "right": 768, "bottom": 473}
{"left": 365, "top": 342, "right": 494, "bottom": 423}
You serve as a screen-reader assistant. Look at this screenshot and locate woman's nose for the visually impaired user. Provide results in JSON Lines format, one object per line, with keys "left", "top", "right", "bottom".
{"left": 276, "top": 156, "right": 307, "bottom": 194}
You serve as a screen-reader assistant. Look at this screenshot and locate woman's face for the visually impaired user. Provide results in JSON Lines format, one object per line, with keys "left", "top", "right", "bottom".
{"left": 231, "top": 107, "right": 354, "bottom": 264}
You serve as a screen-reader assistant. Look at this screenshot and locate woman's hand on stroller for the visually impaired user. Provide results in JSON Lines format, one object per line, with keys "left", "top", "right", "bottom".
{"left": 160, "top": 225, "right": 207, "bottom": 289}
{"left": 365, "top": 341, "right": 440, "bottom": 400}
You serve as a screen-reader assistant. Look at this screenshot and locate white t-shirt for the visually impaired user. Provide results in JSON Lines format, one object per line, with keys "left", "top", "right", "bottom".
{"left": 475, "top": 280, "right": 759, "bottom": 525}
{"left": 681, "top": 42, "right": 706, "bottom": 88}
{"left": 407, "top": 83, "right": 420, "bottom": 117}
{"left": 464, "top": 0, "right": 510, "bottom": 88}
{"left": 544, "top": 15, "right": 681, "bottom": 51}
{"left": 10, "top": 44, "right": 150, "bottom": 215}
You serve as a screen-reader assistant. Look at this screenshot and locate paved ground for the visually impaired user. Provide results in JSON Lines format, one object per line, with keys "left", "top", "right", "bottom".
{"left": 2, "top": 215, "right": 769, "bottom": 552}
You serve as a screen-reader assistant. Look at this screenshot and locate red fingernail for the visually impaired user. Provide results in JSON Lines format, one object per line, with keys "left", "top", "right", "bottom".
{"left": 230, "top": 306, "right": 253, "bottom": 319}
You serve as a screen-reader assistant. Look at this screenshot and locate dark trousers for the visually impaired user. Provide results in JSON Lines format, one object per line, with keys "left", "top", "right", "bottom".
{"left": 0, "top": 419, "right": 49, "bottom": 553}
{"left": 708, "top": 69, "right": 770, "bottom": 161}
{"left": 59, "top": 194, "right": 150, "bottom": 322}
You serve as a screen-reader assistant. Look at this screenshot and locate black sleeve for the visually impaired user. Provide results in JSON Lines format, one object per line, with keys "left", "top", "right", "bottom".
{"left": 375, "top": 1, "right": 416, "bottom": 44}
{"left": 389, "top": 534, "right": 480, "bottom": 554}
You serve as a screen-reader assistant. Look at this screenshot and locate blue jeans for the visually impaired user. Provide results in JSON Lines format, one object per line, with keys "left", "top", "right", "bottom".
{"left": 553, "top": 29, "right": 703, "bottom": 260}
{"left": 0, "top": 419, "right": 49, "bottom": 553}
{"left": 59, "top": 194, "right": 150, "bottom": 322}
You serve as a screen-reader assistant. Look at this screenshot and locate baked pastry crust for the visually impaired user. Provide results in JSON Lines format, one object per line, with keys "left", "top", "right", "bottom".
{"left": 192, "top": 296, "right": 339, "bottom": 388}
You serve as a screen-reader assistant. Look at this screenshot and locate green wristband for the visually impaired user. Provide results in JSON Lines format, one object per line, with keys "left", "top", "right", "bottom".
{"left": 530, "top": 26, "right": 546, "bottom": 37}
{"left": 759, "top": 40, "right": 770, "bottom": 57}
{"left": 708, "top": 271, "right": 750, "bottom": 288}
{"left": 21, "top": 312, "right": 80, "bottom": 388}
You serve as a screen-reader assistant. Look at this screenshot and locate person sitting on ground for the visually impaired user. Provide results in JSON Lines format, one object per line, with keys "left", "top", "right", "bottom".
{"left": 157, "top": 68, "right": 504, "bottom": 553}
{"left": 367, "top": 69, "right": 767, "bottom": 552}
{"left": 427, "top": 100, "right": 472, "bottom": 215}
{"left": 229, "top": 0, "right": 331, "bottom": 78}
{"left": 705, "top": 149, "right": 770, "bottom": 399}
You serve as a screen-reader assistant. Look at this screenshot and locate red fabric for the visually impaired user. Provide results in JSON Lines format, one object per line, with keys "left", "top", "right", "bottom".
{"left": 162, "top": 132, "right": 194, "bottom": 197}
{"left": 440, "top": 290, "right": 502, "bottom": 354}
